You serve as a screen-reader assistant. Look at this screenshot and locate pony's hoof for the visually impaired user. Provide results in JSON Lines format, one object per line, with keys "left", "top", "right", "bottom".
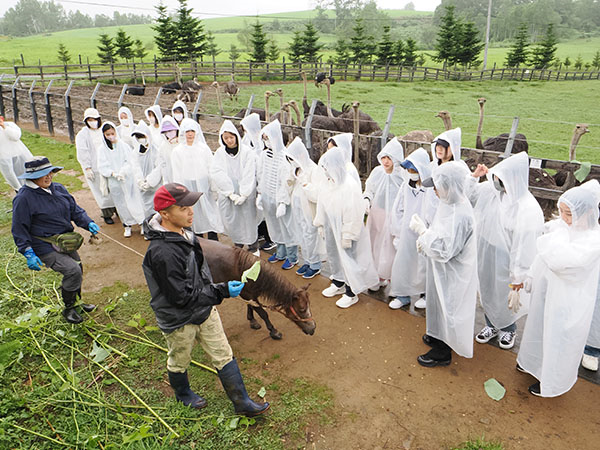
{"left": 269, "top": 331, "right": 283, "bottom": 340}
{"left": 249, "top": 320, "right": 261, "bottom": 330}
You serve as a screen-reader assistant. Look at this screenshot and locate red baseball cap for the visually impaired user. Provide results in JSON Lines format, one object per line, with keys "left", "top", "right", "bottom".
{"left": 154, "top": 183, "right": 202, "bottom": 211}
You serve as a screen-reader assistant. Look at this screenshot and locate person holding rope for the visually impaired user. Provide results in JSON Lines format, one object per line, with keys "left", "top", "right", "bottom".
{"left": 11, "top": 156, "right": 99, "bottom": 324}
{"left": 142, "top": 183, "right": 270, "bottom": 416}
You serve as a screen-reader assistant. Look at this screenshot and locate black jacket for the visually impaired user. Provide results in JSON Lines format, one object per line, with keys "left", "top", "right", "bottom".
{"left": 142, "top": 215, "right": 229, "bottom": 333}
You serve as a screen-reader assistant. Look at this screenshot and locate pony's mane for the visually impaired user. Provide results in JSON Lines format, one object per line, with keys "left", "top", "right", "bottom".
{"left": 235, "top": 248, "right": 299, "bottom": 308}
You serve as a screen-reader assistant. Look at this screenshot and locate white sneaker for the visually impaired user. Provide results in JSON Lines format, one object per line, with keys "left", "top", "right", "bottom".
{"left": 140, "top": 226, "right": 144, "bottom": 235}
{"left": 499, "top": 330, "right": 517, "bottom": 349}
{"left": 252, "top": 249, "right": 261, "bottom": 257}
{"left": 582, "top": 354, "right": 599, "bottom": 371}
{"left": 336, "top": 294, "right": 358, "bottom": 309}
{"left": 123, "top": 226, "right": 132, "bottom": 238}
{"left": 321, "top": 283, "right": 345, "bottom": 298}
{"left": 414, "top": 297, "right": 426, "bottom": 309}
{"left": 475, "top": 325, "right": 499, "bottom": 344}
{"left": 388, "top": 297, "right": 410, "bottom": 309}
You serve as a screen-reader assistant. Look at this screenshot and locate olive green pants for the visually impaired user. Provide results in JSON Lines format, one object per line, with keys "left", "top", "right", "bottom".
{"left": 164, "top": 307, "right": 233, "bottom": 373}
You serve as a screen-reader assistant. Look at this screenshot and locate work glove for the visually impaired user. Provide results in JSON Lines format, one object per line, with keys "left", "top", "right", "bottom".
{"left": 227, "top": 280, "right": 245, "bottom": 298}
{"left": 507, "top": 290, "right": 522, "bottom": 313}
{"left": 137, "top": 179, "right": 151, "bottom": 191}
{"left": 523, "top": 277, "right": 532, "bottom": 293}
{"left": 416, "top": 238, "right": 424, "bottom": 254}
{"left": 229, "top": 193, "right": 241, "bottom": 203}
{"left": 393, "top": 237, "right": 401, "bottom": 250}
{"left": 234, "top": 195, "right": 247, "bottom": 206}
{"left": 112, "top": 172, "right": 125, "bottom": 182}
{"left": 409, "top": 214, "right": 427, "bottom": 236}
{"left": 24, "top": 248, "right": 43, "bottom": 271}
{"left": 88, "top": 222, "right": 100, "bottom": 235}
{"left": 341, "top": 238, "right": 352, "bottom": 249}
{"left": 255, "top": 194, "right": 263, "bottom": 211}
{"left": 363, "top": 198, "right": 371, "bottom": 215}
{"left": 276, "top": 203, "right": 286, "bottom": 218}
{"left": 84, "top": 167, "right": 95, "bottom": 181}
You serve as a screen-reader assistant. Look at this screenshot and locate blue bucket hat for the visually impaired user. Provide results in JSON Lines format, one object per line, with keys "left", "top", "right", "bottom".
{"left": 18, "top": 156, "right": 63, "bottom": 179}
{"left": 400, "top": 159, "right": 418, "bottom": 172}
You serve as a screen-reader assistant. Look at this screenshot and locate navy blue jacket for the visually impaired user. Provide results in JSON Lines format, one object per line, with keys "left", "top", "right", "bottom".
{"left": 12, "top": 182, "right": 93, "bottom": 256}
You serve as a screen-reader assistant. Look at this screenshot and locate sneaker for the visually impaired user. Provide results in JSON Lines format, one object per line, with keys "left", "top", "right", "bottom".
{"left": 252, "top": 249, "right": 261, "bottom": 257}
{"left": 140, "top": 226, "right": 144, "bottom": 235}
{"left": 499, "top": 331, "right": 517, "bottom": 349}
{"left": 475, "top": 326, "right": 499, "bottom": 344}
{"left": 123, "top": 226, "right": 132, "bottom": 238}
{"left": 414, "top": 297, "right": 426, "bottom": 309}
{"left": 388, "top": 296, "right": 411, "bottom": 309}
{"left": 260, "top": 241, "right": 277, "bottom": 251}
{"left": 582, "top": 354, "right": 599, "bottom": 371}
{"left": 516, "top": 363, "right": 527, "bottom": 373}
{"left": 303, "top": 267, "right": 321, "bottom": 279}
{"left": 322, "top": 283, "right": 345, "bottom": 298}
{"left": 103, "top": 216, "right": 114, "bottom": 224}
{"left": 281, "top": 259, "right": 297, "bottom": 270}
{"left": 296, "top": 264, "right": 310, "bottom": 276}
{"left": 528, "top": 382, "right": 542, "bottom": 397}
{"left": 336, "top": 294, "right": 359, "bottom": 309}
{"left": 267, "top": 254, "right": 285, "bottom": 263}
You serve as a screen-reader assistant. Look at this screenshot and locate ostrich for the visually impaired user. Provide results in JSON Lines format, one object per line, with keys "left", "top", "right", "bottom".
{"left": 301, "top": 71, "right": 344, "bottom": 118}
{"left": 177, "top": 77, "right": 202, "bottom": 103}
{"left": 554, "top": 123, "right": 590, "bottom": 188}
{"left": 224, "top": 74, "right": 240, "bottom": 101}
{"left": 435, "top": 110, "right": 452, "bottom": 131}
{"left": 125, "top": 72, "right": 146, "bottom": 96}
{"left": 264, "top": 91, "right": 275, "bottom": 122}
{"left": 475, "top": 97, "right": 486, "bottom": 149}
{"left": 288, "top": 100, "right": 301, "bottom": 126}
{"left": 315, "top": 77, "right": 334, "bottom": 118}
{"left": 162, "top": 66, "right": 183, "bottom": 94}
{"left": 211, "top": 81, "right": 224, "bottom": 116}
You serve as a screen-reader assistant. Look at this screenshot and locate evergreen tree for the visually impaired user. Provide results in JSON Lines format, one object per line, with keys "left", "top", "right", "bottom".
{"left": 434, "top": 5, "right": 459, "bottom": 65}
{"left": 455, "top": 21, "right": 483, "bottom": 67}
{"left": 288, "top": 31, "right": 305, "bottom": 62}
{"left": 505, "top": 23, "right": 530, "bottom": 68}
{"left": 529, "top": 23, "right": 558, "bottom": 69}
{"left": 249, "top": 22, "right": 268, "bottom": 62}
{"left": 114, "top": 28, "right": 134, "bottom": 61}
{"left": 403, "top": 38, "right": 418, "bottom": 66}
{"left": 267, "top": 39, "right": 280, "bottom": 62}
{"left": 592, "top": 51, "right": 600, "bottom": 69}
{"left": 334, "top": 38, "right": 351, "bottom": 63}
{"left": 301, "top": 23, "right": 323, "bottom": 63}
{"left": 57, "top": 42, "right": 71, "bottom": 65}
{"left": 133, "top": 39, "right": 148, "bottom": 60}
{"left": 229, "top": 44, "right": 241, "bottom": 61}
{"left": 563, "top": 56, "right": 571, "bottom": 68}
{"left": 349, "top": 18, "right": 371, "bottom": 63}
{"left": 174, "top": 0, "right": 207, "bottom": 60}
{"left": 376, "top": 25, "right": 394, "bottom": 65}
{"left": 206, "top": 31, "right": 220, "bottom": 57}
{"left": 574, "top": 55, "right": 584, "bottom": 70}
{"left": 97, "top": 33, "right": 116, "bottom": 63}
{"left": 152, "top": 4, "right": 177, "bottom": 59}
{"left": 393, "top": 39, "right": 405, "bottom": 65}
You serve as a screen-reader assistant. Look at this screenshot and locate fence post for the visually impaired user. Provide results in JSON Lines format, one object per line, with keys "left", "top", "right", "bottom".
{"left": 154, "top": 55, "right": 158, "bottom": 82}
{"left": 423, "top": 67, "right": 427, "bottom": 80}
{"left": 44, "top": 80, "right": 54, "bottom": 135}
{"left": 266, "top": 63, "right": 270, "bottom": 81}
{"left": 304, "top": 99, "right": 317, "bottom": 149}
{"left": 503, "top": 117, "right": 520, "bottom": 158}
{"left": 358, "top": 63, "right": 362, "bottom": 80}
{"left": 90, "top": 82, "right": 101, "bottom": 109}
{"left": 0, "top": 74, "right": 5, "bottom": 117}
{"left": 11, "top": 77, "right": 20, "bottom": 123}
{"left": 111, "top": 61, "right": 116, "bottom": 84}
{"left": 117, "top": 84, "right": 128, "bottom": 109}
{"left": 212, "top": 54, "right": 217, "bottom": 81}
{"left": 29, "top": 80, "right": 39, "bottom": 130}
{"left": 64, "top": 80, "right": 75, "bottom": 143}
{"left": 384, "top": 63, "right": 389, "bottom": 81}
{"left": 192, "top": 91, "right": 203, "bottom": 121}
{"left": 380, "top": 105, "right": 395, "bottom": 153}
{"left": 344, "top": 61, "right": 348, "bottom": 81}
{"left": 283, "top": 57, "right": 286, "bottom": 81}
{"left": 64, "top": 64, "right": 68, "bottom": 81}
{"left": 154, "top": 85, "right": 163, "bottom": 105}
{"left": 133, "top": 62, "right": 137, "bottom": 83}
{"left": 13, "top": 66, "right": 18, "bottom": 79}
{"left": 249, "top": 63, "right": 253, "bottom": 82}
{"left": 397, "top": 65, "right": 402, "bottom": 81}
{"left": 87, "top": 57, "right": 92, "bottom": 82}
{"left": 244, "top": 94, "right": 255, "bottom": 118}
{"left": 39, "top": 61, "right": 45, "bottom": 86}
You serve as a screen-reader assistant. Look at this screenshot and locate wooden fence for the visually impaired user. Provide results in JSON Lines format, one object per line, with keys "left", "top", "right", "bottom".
{"left": 2, "top": 58, "right": 600, "bottom": 84}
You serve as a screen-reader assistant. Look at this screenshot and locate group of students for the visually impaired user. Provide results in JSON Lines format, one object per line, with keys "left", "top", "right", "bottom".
{"left": 69, "top": 101, "right": 600, "bottom": 399}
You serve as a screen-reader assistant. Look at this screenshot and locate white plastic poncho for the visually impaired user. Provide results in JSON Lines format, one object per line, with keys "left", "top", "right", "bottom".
{"left": 0, "top": 120, "right": 34, "bottom": 190}
{"left": 144, "top": 105, "right": 164, "bottom": 144}
{"left": 156, "top": 115, "right": 179, "bottom": 185}
{"left": 210, "top": 120, "right": 258, "bottom": 245}
{"left": 256, "top": 120, "right": 298, "bottom": 246}
{"left": 97, "top": 122, "right": 145, "bottom": 225}
{"left": 240, "top": 113, "right": 263, "bottom": 158}
{"left": 131, "top": 121, "right": 162, "bottom": 218}
{"left": 284, "top": 137, "right": 327, "bottom": 265}
{"left": 417, "top": 161, "right": 478, "bottom": 358}
{"left": 518, "top": 186, "right": 600, "bottom": 397}
{"left": 326, "top": 133, "right": 361, "bottom": 186}
{"left": 581, "top": 179, "right": 600, "bottom": 349}
{"left": 171, "top": 118, "right": 223, "bottom": 234}
{"left": 171, "top": 100, "right": 189, "bottom": 125}
{"left": 389, "top": 147, "right": 436, "bottom": 298}
{"left": 431, "top": 128, "right": 462, "bottom": 165}
{"left": 363, "top": 139, "right": 405, "bottom": 280}
{"left": 116, "top": 106, "right": 136, "bottom": 148}
{"left": 314, "top": 146, "right": 378, "bottom": 294}
{"left": 474, "top": 152, "right": 544, "bottom": 329}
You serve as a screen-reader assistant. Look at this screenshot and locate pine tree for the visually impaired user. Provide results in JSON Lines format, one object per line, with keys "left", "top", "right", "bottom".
{"left": 206, "top": 32, "right": 221, "bottom": 57}
{"left": 334, "top": 38, "right": 351, "bottom": 63}
{"left": 57, "top": 43, "right": 71, "bottom": 65}
{"left": 349, "top": 18, "right": 371, "bottom": 63}
{"left": 115, "top": 28, "right": 134, "bottom": 61}
{"left": 393, "top": 39, "right": 405, "bottom": 65}
{"left": 152, "top": 4, "right": 177, "bottom": 60}
{"left": 174, "top": 0, "right": 207, "bottom": 60}
{"left": 288, "top": 31, "right": 305, "bottom": 62}
{"left": 529, "top": 23, "right": 558, "bottom": 69}
{"left": 97, "top": 33, "right": 116, "bottom": 64}
{"left": 133, "top": 39, "right": 148, "bottom": 60}
{"left": 592, "top": 51, "right": 600, "bottom": 69}
{"left": 229, "top": 44, "right": 241, "bottom": 61}
{"left": 376, "top": 25, "right": 395, "bottom": 65}
{"left": 301, "top": 23, "right": 323, "bottom": 63}
{"left": 267, "top": 39, "right": 280, "bottom": 62}
{"left": 574, "top": 55, "right": 584, "bottom": 70}
{"left": 455, "top": 21, "right": 483, "bottom": 67}
{"left": 434, "top": 5, "right": 459, "bottom": 65}
{"left": 403, "top": 38, "right": 418, "bottom": 66}
{"left": 564, "top": 56, "right": 571, "bottom": 68}
{"left": 505, "top": 23, "right": 530, "bottom": 68}
{"left": 249, "top": 22, "right": 268, "bottom": 62}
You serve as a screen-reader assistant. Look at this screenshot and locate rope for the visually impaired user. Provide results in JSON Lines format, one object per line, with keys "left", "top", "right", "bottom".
{"left": 96, "top": 230, "right": 145, "bottom": 258}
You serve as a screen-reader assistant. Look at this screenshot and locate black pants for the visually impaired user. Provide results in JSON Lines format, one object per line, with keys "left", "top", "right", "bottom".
{"left": 198, "top": 232, "right": 218, "bottom": 241}
{"left": 332, "top": 279, "right": 355, "bottom": 297}
{"left": 426, "top": 340, "right": 452, "bottom": 360}
{"left": 235, "top": 241, "right": 259, "bottom": 252}
{"left": 101, "top": 207, "right": 116, "bottom": 219}
{"left": 257, "top": 221, "right": 272, "bottom": 243}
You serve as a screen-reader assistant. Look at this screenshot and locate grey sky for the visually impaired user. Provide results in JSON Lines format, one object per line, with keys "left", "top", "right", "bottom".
{"left": 0, "top": 1, "right": 442, "bottom": 18}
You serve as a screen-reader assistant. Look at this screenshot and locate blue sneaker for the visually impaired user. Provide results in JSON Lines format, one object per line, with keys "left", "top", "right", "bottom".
{"left": 281, "top": 259, "right": 297, "bottom": 270}
{"left": 296, "top": 264, "right": 310, "bottom": 276}
{"left": 268, "top": 254, "right": 285, "bottom": 263}
{"left": 303, "top": 267, "right": 321, "bottom": 279}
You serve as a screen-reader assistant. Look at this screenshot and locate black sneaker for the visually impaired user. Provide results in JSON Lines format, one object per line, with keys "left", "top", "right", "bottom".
{"left": 103, "top": 216, "right": 115, "bottom": 225}
{"left": 528, "top": 382, "right": 542, "bottom": 397}
{"left": 260, "top": 241, "right": 276, "bottom": 251}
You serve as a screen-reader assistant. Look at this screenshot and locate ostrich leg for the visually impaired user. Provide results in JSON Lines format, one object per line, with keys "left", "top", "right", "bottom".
{"left": 212, "top": 81, "right": 223, "bottom": 115}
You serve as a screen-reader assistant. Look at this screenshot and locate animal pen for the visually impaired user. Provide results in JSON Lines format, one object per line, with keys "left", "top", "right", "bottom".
{"left": 0, "top": 73, "right": 598, "bottom": 217}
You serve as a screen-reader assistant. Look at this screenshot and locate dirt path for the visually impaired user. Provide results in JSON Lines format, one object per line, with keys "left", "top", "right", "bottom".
{"left": 64, "top": 185, "right": 600, "bottom": 450}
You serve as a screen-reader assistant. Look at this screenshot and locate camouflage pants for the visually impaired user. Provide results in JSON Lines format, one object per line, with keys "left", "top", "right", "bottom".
{"left": 164, "top": 307, "right": 233, "bottom": 373}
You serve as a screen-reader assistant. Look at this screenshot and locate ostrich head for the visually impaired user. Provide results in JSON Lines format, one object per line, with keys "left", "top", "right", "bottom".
{"left": 478, "top": 97, "right": 486, "bottom": 107}
{"left": 211, "top": 81, "right": 220, "bottom": 89}
{"left": 275, "top": 88, "right": 283, "bottom": 98}
{"left": 569, "top": 123, "right": 590, "bottom": 160}
{"left": 435, "top": 111, "right": 452, "bottom": 130}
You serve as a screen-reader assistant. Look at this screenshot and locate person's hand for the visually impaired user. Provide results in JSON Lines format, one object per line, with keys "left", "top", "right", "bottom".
{"left": 416, "top": 239, "right": 424, "bottom": 254}
{"left": 84, "top": 167, "right": 95, "bottom": 181}
{"left": 276, "top": 203, "right": 286, "bottom": 218}
{"left": 88, "top": 222, "right": 100, "bottom": 235}
{"left": 363, "top": 198, "right": 371, "bottom": 215}
{"left": 409, "top": 214, "right": 427, "bottom": 236}
{"left": 113, "top": 173, "right": 124, "bottom": 182}
{"left": 341, "top": 238, "right": 352, "bottom": 249}
{"left": 393, "top": 237, "right": 401, "bottom": 250}
{"left": 255, "top": 194, "right": 263, "bottom": 211}
{"left": 472, "top": 164, "right": 488, "bottom": 178}
{"left": 229, "top": 193, "right": 241, "bottom": 203}
{"left": 227, "top": 280, "right": 245, "bottom": 297}
{"left": 234, "top": 195, "right": 247, "bottom": 206}
{"left": 0, "top": 116, "right": 5, "bottom": 129}
{"left": 24, "top": 248, "right": 43, "bottom": 271}
{"left": 508, "top": 290, "right": 522, "bottom": 313}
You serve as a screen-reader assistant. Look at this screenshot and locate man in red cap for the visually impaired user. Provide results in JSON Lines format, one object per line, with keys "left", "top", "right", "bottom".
{"left": 142, "top": 183, "right": 269, "bottom": 416}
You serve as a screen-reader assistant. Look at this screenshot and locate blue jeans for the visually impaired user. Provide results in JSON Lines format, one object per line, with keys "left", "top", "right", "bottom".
{"left": 485, "top": 315, "right": 516, "bottom": 333}
{"left": 308, "top": 261, "right": 322, "bottom": 271}
{"left": 276, "top": 244, "right": 298, "bottom": 263}
{"left": 584, "top": 345, "right": 600, "bottom": 357}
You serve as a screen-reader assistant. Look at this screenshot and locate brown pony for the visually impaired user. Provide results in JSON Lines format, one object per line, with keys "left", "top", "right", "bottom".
{"left": 198, "top": 238, "right": 316, "bottom": 339}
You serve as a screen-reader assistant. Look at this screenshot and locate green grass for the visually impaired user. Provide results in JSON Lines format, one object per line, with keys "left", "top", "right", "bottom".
{"left": 452, "top": 437, "right": 504, "bottom": 450}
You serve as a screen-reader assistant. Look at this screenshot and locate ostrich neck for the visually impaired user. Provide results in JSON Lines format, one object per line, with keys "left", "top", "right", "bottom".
{"left": 292, "top": 104, "right": 301, "bottom": 125}
{"left": 444, "top": 117, "right": 452, "bottom": 130}
{"left": 569, "top": 133, "right": 585, "bottom": 160}
{"left": 265, "top": 97, "right": 270, "bottom": 121}
{"left": 476, "top": 105, "right": 485, "bottom": 138}
{"left": 326, "top": 84, "right": 333, "bottom": 118}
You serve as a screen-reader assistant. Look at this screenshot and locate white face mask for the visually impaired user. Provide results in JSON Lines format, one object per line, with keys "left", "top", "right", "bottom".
{"left": 106, "top": 135, "right": 117, "bottom": 143}
{"left": 137, "top": 137, "right": 148, "bottom": 146}
{"left": 120, "top": 118, "right": 130, "bottom": 126}
{"left": 164, "top": 130, "right": 178, "bottom": 142}
{"left": 408, "top": 172, "right": 420, "bottom": 181}
{"left": 173, "top": 113, "right": 184, "bottom": 122}
{"left": 87, "top": 119, "right": 99, "bottom": 129}
{"left": 149, "top": 116, "right": 157, "bottom": 125}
